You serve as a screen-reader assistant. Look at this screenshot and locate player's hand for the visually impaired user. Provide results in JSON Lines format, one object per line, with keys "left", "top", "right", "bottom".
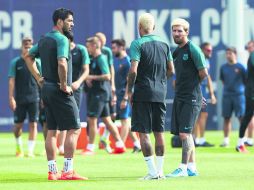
{"left": 9, "top": 97, "right": 16, "bottom": 111}
{"left": 37, "top": 77, "right": 44, "bottom": 88}
{"left": 85, "top": 79, "right": 93, "bottom": 88}
{"left": 60, "top": 85, "right": 73, "bottom": 95}
{"left": 71, "top": 80, "right": 81, "bottom": 91}
{"left": 111, "top": 94, "right": 117, "bottom": 106}
{"left": 111, "top": 86, "right": 116, "bottom": 95}
{"left": 120, "top": 99, "right": 127, "bottom": 109}
{"left": 210, "top": 94, "right": 217, "bottom": 104}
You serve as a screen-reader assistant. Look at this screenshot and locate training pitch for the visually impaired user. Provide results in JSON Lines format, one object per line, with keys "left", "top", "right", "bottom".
{"left": 0, "top": 131, "right": 253, "bottom": 190}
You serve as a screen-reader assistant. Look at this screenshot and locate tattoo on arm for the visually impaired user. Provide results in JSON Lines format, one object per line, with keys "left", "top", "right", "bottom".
{"left": 127, "top": 72, "right": 137, "bottom": 93}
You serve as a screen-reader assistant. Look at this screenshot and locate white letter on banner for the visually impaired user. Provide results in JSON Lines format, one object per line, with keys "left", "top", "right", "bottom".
{"left": 201, "top": 8, "right": 220, "bottom": 46}
{"left": 113, "top": 10, "right": 135, "bottom": 48}
{"left": 12, "top": 11, "right": 33, "bottom": 49}
{"left": 0, "top": 11, "right": 11, "bottom": 50}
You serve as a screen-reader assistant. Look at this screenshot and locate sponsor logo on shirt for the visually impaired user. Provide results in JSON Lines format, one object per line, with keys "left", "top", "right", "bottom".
{"left": 234, "top": 68, "right": 240, "bottom": 73}
{"left": 17, "top": 66, "right": 23, "bottom": 70}
{"left": 72, "top": 52, "right": 78, "bottom": 56}
{"left": 183, "top": 54, "right": 189, "bottom": 61}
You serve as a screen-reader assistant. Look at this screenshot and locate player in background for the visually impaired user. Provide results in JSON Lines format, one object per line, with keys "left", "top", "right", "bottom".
{"left": 8, "top": 37, "right": 41, "bottom": 158}
{"left": 95, "top": 32, "right": 117, "bottom": 152}
{"left": 194, "top": 42, "right": 217, "bottom": 147}
{"left": 57, "top": 32, "right": 90, "bottom": 156}
{"left": 83, "top": 36, "right": 125, "bottom": 155}
{"left": 236, "top": 40, "right": 254, "bottom": 152}
{"left": 219, "top": 47, "right": 246, "bottom": 147}
{"left": 111, "top": 39, "right": 141, "bottom": 153}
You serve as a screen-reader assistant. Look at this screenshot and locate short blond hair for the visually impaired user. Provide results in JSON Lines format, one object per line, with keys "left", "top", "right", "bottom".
{"left": 138, "top": 13, "right": 155, "bottom": 32}
{"left": 86, "top": 36, "right": 100, "bottom": 48}
{"left": 171, "top": 18, "right": 190, "bottom": 32}
{"left": 95, "top": 32, "right": 106, "bottom": 46}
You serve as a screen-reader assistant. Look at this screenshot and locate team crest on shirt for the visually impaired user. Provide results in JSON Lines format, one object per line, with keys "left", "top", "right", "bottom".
{"left": 183, "top": 54, "right": 189, "bottom": 61}
{"left": 235, "top": 68, "right": 240, "bottom": 73}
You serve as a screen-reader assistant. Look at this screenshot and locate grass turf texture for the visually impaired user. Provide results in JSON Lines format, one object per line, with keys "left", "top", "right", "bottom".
{"left": 0, "top": 131, "right": 253, "bottom": 190}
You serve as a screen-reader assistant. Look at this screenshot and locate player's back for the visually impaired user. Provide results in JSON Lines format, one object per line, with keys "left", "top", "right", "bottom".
{"left": 130, "top": 34, "right": 170, "bottom": 102}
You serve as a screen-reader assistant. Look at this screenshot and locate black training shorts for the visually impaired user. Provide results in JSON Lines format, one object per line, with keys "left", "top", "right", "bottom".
{"left": 131, "top": 101, "right": 166, "bottom": 133}
{"left": 41, "top": 83, "right": 81, "bottom": 131}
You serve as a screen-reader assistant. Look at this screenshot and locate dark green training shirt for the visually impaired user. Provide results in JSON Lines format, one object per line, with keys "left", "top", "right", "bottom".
{"left": 71, "top": 44, "right": 90, "bottom": 83}
{"left": 130, "top": 34, "right": 173, "bottom": 102}
{"left": 88, "top": 54, "right": 111, "bottom": 101}
{"left": 173, "top": 40, "right": 206, "bottom": 104}
{"left": 8, "top": 56, "right": 41, "bottom": 104}
{"left": 245, "top": 52, "right": 254, "bottom": 97}
{"left": 29, "top": 30, "right": 72, "bottom": 85}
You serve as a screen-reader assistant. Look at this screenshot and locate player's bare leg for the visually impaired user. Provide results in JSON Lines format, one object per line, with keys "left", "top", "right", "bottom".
{"left": 102, "top": 116, "right": 125, "bottom": 154}
{"left": 27, "top": 122, "right": 37, "bottom": 157}
{"left": 221, "top": 118, "right": 231, "bottom": 147}
{"left": 14, "top": 123, "right": 23, "bottom": 157}
{"left": 46, "top": 130, "right": 59, "bottom": 179}
{"left": 120, "top": 119, "right": 129, "bottom": 142}
{"left": 82, "top": 117, "right": 97, "bottom": 155}
{"left": 58, "top": 130, "right": 67, "bottom": 155}
{"left": 139, "top": 133, "right": 158, "bottom": 179}
{"left": 129, "top": 131, "right": 141, "bottom": 153}
{"left": 154, "top": 132, "right": 165, "bottom": 177}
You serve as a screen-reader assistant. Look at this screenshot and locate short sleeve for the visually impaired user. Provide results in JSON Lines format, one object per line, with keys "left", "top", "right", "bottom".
{"left": 130, "top": 40, "right": 141, "bottom": 62}
{"left": 106, "top": 47, "right": 113, "bottom": 65}
{"left": 98, "top": 55, "right": 110, "bottom": 74}
{"left": 8, "top": 58, "right": 18, "bottom": 77}
{"left": 78, "top": 44, "right": 90, "bottom": 65}
{"left": 56, "top": 36, "right": 69, "bottom": 59}
{"left": 29, "top": 44, "right": 39, "bottom": 58}
{"left": 190, "top": 42, "right": 206, "bottom": 70}
{"left": 168, "top": 50, "right": 173, "bottom": 61}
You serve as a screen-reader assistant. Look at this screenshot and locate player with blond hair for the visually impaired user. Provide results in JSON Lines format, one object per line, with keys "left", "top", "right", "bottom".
{"left": 128, "top": 13, "right": 174, "bottom": 180}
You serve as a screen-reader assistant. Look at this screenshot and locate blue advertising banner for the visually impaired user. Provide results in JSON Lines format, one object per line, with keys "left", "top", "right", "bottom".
{"left": 1, "top": 0, "right": 254, "bottom": 131}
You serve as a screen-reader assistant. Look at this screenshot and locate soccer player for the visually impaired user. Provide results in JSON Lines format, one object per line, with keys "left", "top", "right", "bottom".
{"left": 220, "top": 47, "right": 246, "bottom": 147}
{"left": 128, "top": 13, "right": 174, "bottom": 180}
{"left": 166, "top": 18, "right": 207, "bottom": 177}
{"left": 57, "top": 32, "right": 90, "bottom": 156}
{"left": 95, "top": 32, "right": 117, "bottom": 152}
{"left": 111, "top": 39, "right": 141, "bottom": 153}
{"left": 24, "top": 8, "right": 87, "bottom": 180}
{"left": 8, "top": 37, "right": 40, "bottom": 158}
{"left": 236, "top": 40, "right": 254, "bottom": 152}
{"left": 83, "top": 36, "right": 125, "bottom": 155}
{"left": 194, "top": 42, "right": 217, "bottom": 147}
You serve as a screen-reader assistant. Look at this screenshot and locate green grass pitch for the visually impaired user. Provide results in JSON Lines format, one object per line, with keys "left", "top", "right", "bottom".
{"left": 0, "top": 131, "right": 253, "bottom": 190}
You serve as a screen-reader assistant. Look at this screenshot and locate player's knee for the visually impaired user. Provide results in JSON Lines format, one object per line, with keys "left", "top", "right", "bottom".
{"left": 179, "top": 133, "right": 188, "bottom": 140}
